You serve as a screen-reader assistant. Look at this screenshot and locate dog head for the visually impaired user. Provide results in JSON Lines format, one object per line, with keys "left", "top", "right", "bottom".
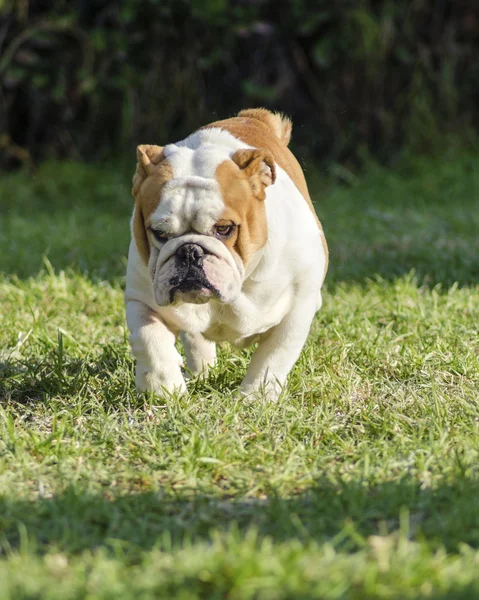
{"left": 131, "top": 141, "right": 276, "bottom": 306}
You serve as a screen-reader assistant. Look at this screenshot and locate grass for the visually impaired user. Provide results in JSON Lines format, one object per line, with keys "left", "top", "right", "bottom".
{"left": 0, "top": 149, "right": 479, "bottom": 598}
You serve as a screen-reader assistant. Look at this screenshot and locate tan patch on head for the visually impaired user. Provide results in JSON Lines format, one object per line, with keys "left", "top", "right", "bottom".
{"left": 215, "top": 154, "right": 273, "bottom": 266}
{"left": 132, "top": 144, "right": 173, "bottom": 264}
{"left": 203, "top": 108, "right": 329, "bottom": 277}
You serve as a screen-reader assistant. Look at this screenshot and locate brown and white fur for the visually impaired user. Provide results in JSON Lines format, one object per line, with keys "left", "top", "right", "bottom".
{"left": 125, "top": 108, "right": 328, "bottom": 399}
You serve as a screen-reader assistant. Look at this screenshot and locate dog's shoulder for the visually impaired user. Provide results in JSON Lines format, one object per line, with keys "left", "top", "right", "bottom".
{"left": 202, "top": 108, "right": 328, "bottom": 272}
{"left": 203, "top": 109, "right": 307, "bottom": 200}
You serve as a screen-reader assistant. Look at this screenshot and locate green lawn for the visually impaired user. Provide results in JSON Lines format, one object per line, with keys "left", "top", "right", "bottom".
{"left": 0, "top": 150, "right": 478, "bottom": 599}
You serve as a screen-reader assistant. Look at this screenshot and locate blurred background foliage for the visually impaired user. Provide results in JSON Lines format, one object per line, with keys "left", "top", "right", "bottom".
{"left": 1, "top": 0, "right": 479, "bottom": 169}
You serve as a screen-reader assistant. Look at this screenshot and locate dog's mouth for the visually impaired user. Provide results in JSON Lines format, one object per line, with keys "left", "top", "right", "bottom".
{"left": 168, "top": 244, "right": 220, "bottom": 304}
{"left": 169, "top": 267, "right": 218, "bottom": 304}
{"left": 151, "top": 239, "right": 241, "bottom": 307}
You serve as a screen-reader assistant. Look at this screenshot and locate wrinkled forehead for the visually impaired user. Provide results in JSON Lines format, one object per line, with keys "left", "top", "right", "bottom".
{"left": 146, "top": 143, "right": 233, "bottom": 233}
{"left": 164, "top": 141, "right": 231, "bottom": 179}
{"left": 149, "top": 177, "right": 224, "bottom": 234}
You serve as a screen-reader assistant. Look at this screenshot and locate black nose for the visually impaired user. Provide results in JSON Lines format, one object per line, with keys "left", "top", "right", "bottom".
{"left": 176, "top": 243, "right": 205, "bottom": 267}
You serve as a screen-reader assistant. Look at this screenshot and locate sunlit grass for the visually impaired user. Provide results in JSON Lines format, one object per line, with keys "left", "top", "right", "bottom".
{"left": 0, "top": 151, "right": 478, "bottom": 598}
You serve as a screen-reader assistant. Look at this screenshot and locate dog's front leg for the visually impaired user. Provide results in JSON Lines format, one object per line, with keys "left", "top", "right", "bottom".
{"left": 180, "top": 332, "right": 216, "bottom": 378}
{"left": 240, "top": 295, "right": 320, "bottom": 400}
{"left": 126, "top": 300, "right": 186, "bottom": 396}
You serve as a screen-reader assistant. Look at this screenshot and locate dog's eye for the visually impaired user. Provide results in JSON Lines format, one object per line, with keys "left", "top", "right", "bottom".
{"left": 150, "top": 228, "right": 168, "bottom": 244}
{"left": 214, "top": 224, "right": 235, "bottom": 238}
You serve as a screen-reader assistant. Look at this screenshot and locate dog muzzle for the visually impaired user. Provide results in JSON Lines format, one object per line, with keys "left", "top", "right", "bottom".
{"left": 150, "top": 235, "right": 243, "bottom": 307}
{"left": 168, "top": 242, "right": 218, "bottom": 304}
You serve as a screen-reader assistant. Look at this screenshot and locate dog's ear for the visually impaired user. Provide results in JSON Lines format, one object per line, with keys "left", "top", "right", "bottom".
{"left": 132, "top": 144, "right": 165, "bottom": 196}
{"left": 231, "top": 149, "right": 276, "bottom": 200}
{"left": 132, "top": 145, "right": 165, "bottom": 265}
{"left": 132, "top": 204, "right": 151, "bottom": 266}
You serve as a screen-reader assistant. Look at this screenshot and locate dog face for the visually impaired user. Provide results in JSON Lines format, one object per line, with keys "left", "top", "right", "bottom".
{"left": 132, "top": 143, "right": 276, "bottom": 307}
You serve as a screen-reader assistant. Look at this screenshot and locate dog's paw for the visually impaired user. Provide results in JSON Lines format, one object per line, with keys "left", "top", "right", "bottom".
{"left": 135, "top": 363, "right": 187, "bottom": 398}
{"left": 240, "top": 378, "right": 283, "bottom": 402}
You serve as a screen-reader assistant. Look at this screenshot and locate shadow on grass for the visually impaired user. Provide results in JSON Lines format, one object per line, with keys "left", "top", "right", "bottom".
{"left": 317, "top": 193, "right": 479, "bottom": 288}
{"left": 314, "top": 150, "right": 479, "bottom": 287}
{"left": 0, "top": 163, "right": 131, "bottom": 280}
{"left": 0, "top": 342, "right": 246, "bottom": 406}
{"left": 325, "top": 239, "right": 479, "bottom": 288}
{"left": 1, "top": 476, "right": 479, "bottom": 557}
{"left": 0, "top": 345, "right": 134, "bottom": 406}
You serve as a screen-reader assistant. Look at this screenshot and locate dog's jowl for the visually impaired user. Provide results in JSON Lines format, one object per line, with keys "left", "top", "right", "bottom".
{"left": 125, "top": 108, "right": 328, "bottom": 399}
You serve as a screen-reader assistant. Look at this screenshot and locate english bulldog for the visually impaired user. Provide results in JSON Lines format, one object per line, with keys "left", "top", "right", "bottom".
{"left": 125, "top": 108, "right": 328, "bottom": 399}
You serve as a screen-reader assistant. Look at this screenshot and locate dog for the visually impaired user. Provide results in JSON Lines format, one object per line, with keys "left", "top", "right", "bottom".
{"left": 125, "top": 108, "right": 328, "bottom": 399}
